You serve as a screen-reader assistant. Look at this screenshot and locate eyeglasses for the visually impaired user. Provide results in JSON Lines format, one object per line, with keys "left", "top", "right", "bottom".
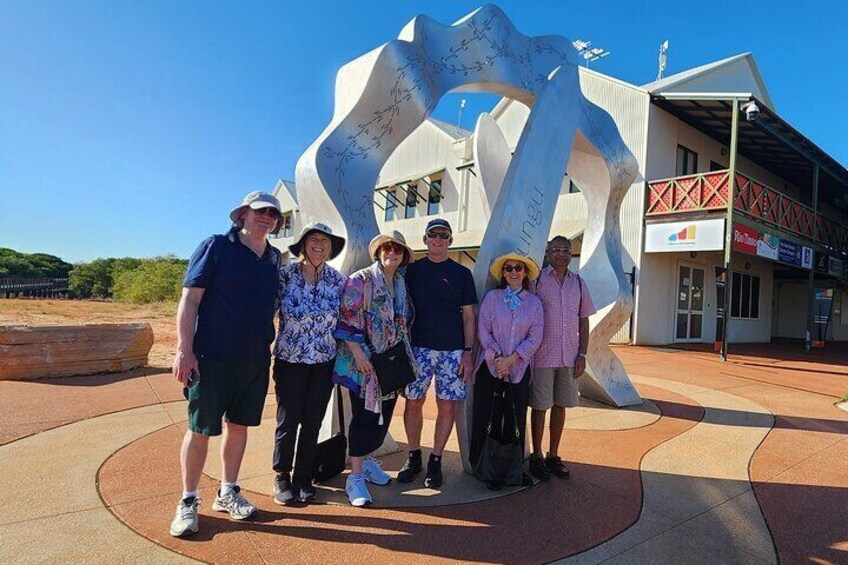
{"left": 427, "top": 231, "right": 451, "bottom": 240}
{"left": 381, "top": 242, "right": 405, "bottom": 254}
{"left": 253, "top": 207, "right": 281, "bottom": 219}
{"left": 503, "top": 264, "right": 525, "bottom": 273}
{"left": 549, "top": 247, "right": 571, "bottom": 254}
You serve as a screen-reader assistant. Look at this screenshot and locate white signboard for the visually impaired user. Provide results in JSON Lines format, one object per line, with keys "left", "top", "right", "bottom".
{"left": 645, "top": 218, "right": 725, "bottom": 253}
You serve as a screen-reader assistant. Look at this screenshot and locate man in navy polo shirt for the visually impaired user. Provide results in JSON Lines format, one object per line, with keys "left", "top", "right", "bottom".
{"left": 399, "top": 218, "right": 477, "bottom": 489}
{"left": 169, "top": 191, "right": 282, "bottom": 538}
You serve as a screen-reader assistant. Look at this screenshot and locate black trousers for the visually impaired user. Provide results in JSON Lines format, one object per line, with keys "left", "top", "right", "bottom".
{"left": 348, "top": 388, "right": 398, "bottom": 458}
{"left": 469, "top": 364, "right": 530, "bottom": 467}
{"left": 272, "top": 359, "right": 335, "bottom": 484}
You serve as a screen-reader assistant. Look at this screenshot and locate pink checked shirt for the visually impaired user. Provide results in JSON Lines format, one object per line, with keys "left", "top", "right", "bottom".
{"left": 532, "top": 266, "right": 596, "bottom": 368}
{"left": 476, "top": 288, "right": 544, "bottom": 383}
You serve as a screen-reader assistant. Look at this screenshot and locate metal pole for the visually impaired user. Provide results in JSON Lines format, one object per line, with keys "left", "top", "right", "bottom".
{"left": 720, "top": 98, "right": 741, "bottom": 362}
{"left": 805, "top": 164, "right": 820, "bottom": 352}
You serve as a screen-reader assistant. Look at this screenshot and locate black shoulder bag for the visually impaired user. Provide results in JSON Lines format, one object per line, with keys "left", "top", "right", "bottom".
{"left": 474, "top": 379, "right": 525, "bottom": 487}
{"left": 364, "top": 275, "right": 416, "bottom": 395}
{"left": 312, "top": 384, "right": 347, "bottom": 483}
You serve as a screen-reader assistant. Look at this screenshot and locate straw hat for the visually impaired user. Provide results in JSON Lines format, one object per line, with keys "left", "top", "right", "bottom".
{"left": 368, "top": 230, "right": 415, "bottom": 266}
{"left": 229, "top": 191, "right": 284, "bottom": 235}
{"left": 288, "top": 222, "right": 346, "bottom": 260}
{"left": 489, "top": 252, "right": 541, "bottom": 281}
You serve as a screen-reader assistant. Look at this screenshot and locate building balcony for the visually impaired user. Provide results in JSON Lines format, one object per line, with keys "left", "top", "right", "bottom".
{"left": 646, "top": 170, "right": 848, "bottom": 254}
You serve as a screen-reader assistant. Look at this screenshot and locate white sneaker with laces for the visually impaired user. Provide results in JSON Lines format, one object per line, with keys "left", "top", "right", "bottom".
{"left": 362, "top": 456, "right": 391, "bottom": 486}
{"left": 211, "top": 486, "right": 256, "bottom": 520}
{"left": 345, "top": 473, "right": 372, "bottom": 507}
{"left": 169, "top": 497, "right": 199, "bottom": 537}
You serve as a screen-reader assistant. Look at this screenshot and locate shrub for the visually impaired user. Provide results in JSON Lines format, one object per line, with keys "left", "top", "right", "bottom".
{"left": 112, "top": 257, "right": 187, "bottom": 303}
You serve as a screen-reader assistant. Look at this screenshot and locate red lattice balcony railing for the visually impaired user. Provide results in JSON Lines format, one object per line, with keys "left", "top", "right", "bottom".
{"left": 647, "top": 170, "right": 848, "bottom": 253}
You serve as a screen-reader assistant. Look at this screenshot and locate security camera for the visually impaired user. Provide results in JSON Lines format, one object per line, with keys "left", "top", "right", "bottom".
{"left": 742, "top": 101, "right": 760, "bottom": 122}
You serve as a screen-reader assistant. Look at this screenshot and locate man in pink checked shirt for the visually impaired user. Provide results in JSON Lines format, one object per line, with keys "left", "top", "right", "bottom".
{"left": 529, "top": 236, "right": 596, "bottom": 481}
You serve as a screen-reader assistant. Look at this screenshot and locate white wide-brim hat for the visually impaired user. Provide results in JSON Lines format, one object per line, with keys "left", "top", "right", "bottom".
{"left": 288, "top": 222, "right": 346, "bottom": 260}
{"left": 229, "top": 191, "right": 284, "bottom": 235}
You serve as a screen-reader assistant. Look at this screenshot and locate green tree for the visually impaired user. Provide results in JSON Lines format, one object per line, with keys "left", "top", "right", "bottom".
{"left": 67, "top": 257, "right": 141, "bottom": 298}
{"left": 0, "top": 248, "right": 73, "bottom": 278}
{"left": 112, "top": 257, "right": 187, "bottom": 303}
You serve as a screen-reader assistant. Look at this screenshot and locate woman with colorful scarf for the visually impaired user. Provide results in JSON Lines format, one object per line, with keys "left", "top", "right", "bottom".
{"left": 469, "top": 252, "right": 544, "bottom": 485}
{"left": 333, "top": 230, "right": 416, "bottom": 507}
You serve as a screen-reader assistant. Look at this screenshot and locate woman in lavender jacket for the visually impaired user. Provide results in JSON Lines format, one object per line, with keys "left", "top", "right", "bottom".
{"left": 469, "top": 252, "right": 544, "bottom": 476}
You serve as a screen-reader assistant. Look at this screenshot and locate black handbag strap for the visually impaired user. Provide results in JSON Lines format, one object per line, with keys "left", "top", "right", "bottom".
{"left": 334, "top": 384, "right": 346, "bottom": 437}
{"left": 486, "top": 378, "right": 521, "bottom": 441}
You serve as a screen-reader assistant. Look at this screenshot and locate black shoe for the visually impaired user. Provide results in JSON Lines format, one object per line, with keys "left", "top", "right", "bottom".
{"left": 423, "top": 454, "right": 443, "bottom": 489}
{"left": 272, "top": 472, "right": 296, "bottom": 505}
{"left": 546, "top": 455, "right": 570, "bottom": 479}
{"left": 397, "top": 449, "right": 422, "bottom": 483}
{"left": 296, "top": 483, "right": 317, "bottom": 504}
{"left": 529, "top": 455, "right": 551, "bottom": 481}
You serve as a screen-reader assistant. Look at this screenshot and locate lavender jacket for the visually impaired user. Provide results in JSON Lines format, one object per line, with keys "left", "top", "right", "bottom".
{"left": 476, "top": 288, "right": 544, "bottom": 383}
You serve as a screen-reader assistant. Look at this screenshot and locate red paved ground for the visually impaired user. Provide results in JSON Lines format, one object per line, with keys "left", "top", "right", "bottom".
{"left": 3, "top": 344, "right": 847, "bottom": 563}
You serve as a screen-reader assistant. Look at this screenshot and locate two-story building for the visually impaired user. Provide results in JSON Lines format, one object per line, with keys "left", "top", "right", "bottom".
{"left": 271, "top": 52, "right": 848, "bottom": 347}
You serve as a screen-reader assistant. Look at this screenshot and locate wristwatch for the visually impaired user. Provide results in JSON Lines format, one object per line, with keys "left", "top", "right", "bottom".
{"left": 463, "top": 346, "right": 473, "bottom": 352}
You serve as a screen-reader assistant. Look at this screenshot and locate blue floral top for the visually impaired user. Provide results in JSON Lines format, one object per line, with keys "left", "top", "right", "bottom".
{"left": 273, "top": 262, "right": 347, "bottom": 364}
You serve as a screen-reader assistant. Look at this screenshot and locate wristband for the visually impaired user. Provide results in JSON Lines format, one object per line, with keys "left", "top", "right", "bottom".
{"left": 577, "top": 353, "right": 587, "bottom": 358}
{"left": 463, "top": 347, "right": 473, "bottom": 352}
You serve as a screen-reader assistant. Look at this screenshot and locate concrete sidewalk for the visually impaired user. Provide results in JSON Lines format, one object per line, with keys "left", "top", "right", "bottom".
{"left": 1, "top": 345, "right": 846, "bottom": 564}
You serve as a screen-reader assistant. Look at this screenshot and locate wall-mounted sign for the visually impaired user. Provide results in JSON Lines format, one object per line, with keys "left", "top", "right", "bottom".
{"left": 777, "top": 239, "right": 814, "bottom": 270}
{"left": 645, "top": 218, "right": 725, "bottom": 253}
{"left": 816, "top": 253, "right": 846, "bottom": 278}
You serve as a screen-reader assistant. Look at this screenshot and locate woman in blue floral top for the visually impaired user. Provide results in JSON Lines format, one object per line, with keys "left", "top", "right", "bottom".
{"left": 271, "top": 222, "right": 347, "bottom": 506}
{"left": 334, "top": 230, "right": 416, "bottom": 507}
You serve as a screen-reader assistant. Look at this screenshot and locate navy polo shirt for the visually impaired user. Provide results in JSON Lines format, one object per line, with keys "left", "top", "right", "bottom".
{"left": 183, "top": 230, "right": 280, "bottom": 362}
{"left": 406, "top": 257, "right": 478, "bottom": 351}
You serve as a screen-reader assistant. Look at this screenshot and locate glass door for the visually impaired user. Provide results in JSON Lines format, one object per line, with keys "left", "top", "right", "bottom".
{"left": 675, "top": 264, "right": 705, "bottom": 342}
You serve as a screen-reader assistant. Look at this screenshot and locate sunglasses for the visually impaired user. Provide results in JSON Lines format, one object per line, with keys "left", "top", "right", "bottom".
{"left": 427, "top": 231, "right": 451, "bottom": 240}
{"left": 381, "top": 242, "right": 405, "bottom": 254}
{"left": 549, "top": 246, "right": 571, "bottom": 254}
{"left": 253, "top": 207, "right": 281, "bottom": 219}
{"left": 503, "top": 264, "right": 525, "bottom": 273}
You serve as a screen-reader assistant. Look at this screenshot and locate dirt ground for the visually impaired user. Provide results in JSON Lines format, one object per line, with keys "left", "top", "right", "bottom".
{"left": 0, "top": 299, "right": 177, "bottom": 368}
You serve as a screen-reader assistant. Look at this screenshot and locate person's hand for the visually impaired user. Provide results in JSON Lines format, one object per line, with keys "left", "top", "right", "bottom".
{"left": 353, "top": 349, "right": 375, "bottom": 375}
{"left": 575, "top": 355, "right": 587, "bottom": 377}
{"left": 493, "top": 357, "right": 509, "bottom": 380}
{"left": 173, "top": 350, "right": 199, "bottom": 386}
{"left": 460, "top": 351, "right": 475, "bottom": 383}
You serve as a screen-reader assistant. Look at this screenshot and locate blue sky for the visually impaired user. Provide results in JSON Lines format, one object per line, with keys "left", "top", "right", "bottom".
{"left": 2, "top": 0, "right": 846, "bottom": 262}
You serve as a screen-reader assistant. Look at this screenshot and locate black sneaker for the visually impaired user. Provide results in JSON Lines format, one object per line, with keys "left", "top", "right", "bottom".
{"left": 272, "top": 472, "right": 296, "bottom": 505}
{"left": 546, "top": 455, "right": 570, "bottom": 479}
{"left": 423, "top": 454, "right": 443, "bottom": 489}
{"left": 529, "top": 454, "right": 551, "bottom": 481}
{"left": 397, "top": 449, "right": 422, "bottom": 483}
{"left": 296, "top": 483, "right": 317, "bottom": 504}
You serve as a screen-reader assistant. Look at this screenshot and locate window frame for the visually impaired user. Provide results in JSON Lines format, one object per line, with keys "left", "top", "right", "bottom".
{"left": 730, "top": 271, "right": 760, "bottom": 320}
{"left": 676, "top": 144, "right": 699, "bottom": 176}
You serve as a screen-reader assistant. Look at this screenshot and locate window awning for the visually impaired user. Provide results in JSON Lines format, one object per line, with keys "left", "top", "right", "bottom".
{"left": 376, "top": 167, "right": 446, "bottom": 190}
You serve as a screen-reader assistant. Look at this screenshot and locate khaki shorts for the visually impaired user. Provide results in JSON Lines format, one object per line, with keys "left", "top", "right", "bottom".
{"left": 530, "top": 366, "right": 579, "bottom": 410}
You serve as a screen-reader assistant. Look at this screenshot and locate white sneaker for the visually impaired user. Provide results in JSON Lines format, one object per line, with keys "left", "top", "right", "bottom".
{"left": 169, "top": 497, "right": 199, "bottom": 537}
{"left": 362, "top": 456, "right": 391, "bottom": 486}
{"left": 345, "top": 473, "right": 372, "bottom": 507}
{"left": 211, "top": 486, "right": 256, "bottom": 520}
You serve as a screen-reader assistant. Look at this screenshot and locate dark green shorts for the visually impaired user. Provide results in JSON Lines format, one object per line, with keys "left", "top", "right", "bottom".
{"left": 184, "top": 357, "right": 271, "bottom": 436}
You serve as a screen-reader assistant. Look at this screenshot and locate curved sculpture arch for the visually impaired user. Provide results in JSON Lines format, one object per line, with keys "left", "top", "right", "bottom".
{"left": 296, "top": 4, "right": 642, "bottom": 419}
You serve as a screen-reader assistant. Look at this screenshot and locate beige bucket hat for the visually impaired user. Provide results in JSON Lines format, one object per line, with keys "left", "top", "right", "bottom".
{"left": 229, "top": 191, "right": 284, "bottom": 234}
{"left": 368, "top": 230, "right": 415, "bottom": 266}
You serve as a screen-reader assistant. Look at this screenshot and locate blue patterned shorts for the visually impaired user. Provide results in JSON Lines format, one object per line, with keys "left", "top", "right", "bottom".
{"left": 406, "top": 347, "right": 466, "bottom": 401}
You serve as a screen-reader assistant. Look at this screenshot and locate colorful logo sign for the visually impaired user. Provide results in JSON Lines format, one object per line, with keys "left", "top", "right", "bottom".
{"left": 668, "top": 225, "right": 696, "bottom": 243}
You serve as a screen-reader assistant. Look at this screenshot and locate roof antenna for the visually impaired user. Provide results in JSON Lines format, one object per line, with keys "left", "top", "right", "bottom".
{"left": 572, "top": 39, "right": 611, "bottom": 68}
{"left": 456, "top": 98, "right": 466, "bottom": 130}
{"left": 657, "top": 40, "right": 669, "bottom": 80}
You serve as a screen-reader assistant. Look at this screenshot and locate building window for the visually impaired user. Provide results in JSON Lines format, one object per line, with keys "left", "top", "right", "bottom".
{"left": 568, "top": 179, "right": 581, "bottom": 193}
{"left": 280, "top": 213, "right": 293, "bottom": 238}
{"left": 404, "top": 185, "right": 418, "bottom": 219}
{"left": 710, "top": 160, "right": 725, "bottom": 172}
{"left": 384, "top": 189, "right": 397, "bottom": 221}
{"left": 426, "top": 178, "right": 442, "bottom": 216}
{"left": 730, "top": 272, "right": 760, "bottom": 319}
{"left": 676, "top": 145, "right": 698, "bottom": 176}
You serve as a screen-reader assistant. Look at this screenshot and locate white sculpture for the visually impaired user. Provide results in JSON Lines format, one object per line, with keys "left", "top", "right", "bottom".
{"left": 295, "top": 5, "right": 642, "bottom": 456}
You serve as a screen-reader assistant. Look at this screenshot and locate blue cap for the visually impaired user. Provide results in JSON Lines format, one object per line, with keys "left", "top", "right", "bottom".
{"left": 425, "top": 218, "right": 452, "bottom": 234}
